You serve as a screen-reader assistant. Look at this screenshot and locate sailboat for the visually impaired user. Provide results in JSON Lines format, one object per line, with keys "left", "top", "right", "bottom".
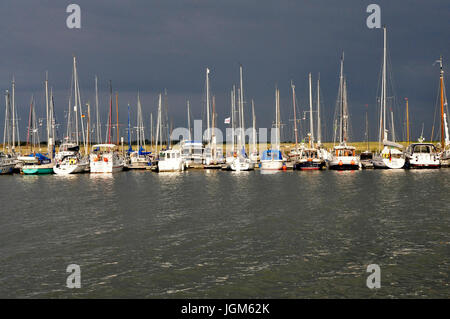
{"left": 54, "top": 56, "right": 89, "bottom": 175}
{"left": 127, "top": 93, "right": 152, "bottom": 169}
{"left": 328, "top": 54, "right": 360, "bottom": 170}
{"left": 181, "top": 100, "right": 204, "bottom": 168}
{"left": 249, "top": 100, "right": 259, "bottom": 163}
{"left": 89, "top": 81, "right": 124, "bottom": 173}
{"left": 3, "top": 78, "right": 23, "bottom": 171}
{"left": 260, "top": 87, "right": 284, "bottom": 170}
{"left": 293, "top": 73, "right": 325, "bottom": 170}
{"left": 230, "top": 65, "right": 254, "bottom": 171}
{"left": 360, "top": 107, "right": 374, "bottom": 168}
{"left": 202, "top": 69, "right": 224, "bottom": 168}
{"left": 372, "top": 27, "right": 405, "bottom": 169}
{"left": 435, "top": 56, "right": 450, "bottom": 166}
{"left": 21, "top": 74, "right": 55, "bottom": 174}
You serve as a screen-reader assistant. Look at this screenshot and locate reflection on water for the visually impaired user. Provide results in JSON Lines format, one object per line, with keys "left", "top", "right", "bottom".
{"left": 0, "top": 169, "right": 449, "bottom": 298}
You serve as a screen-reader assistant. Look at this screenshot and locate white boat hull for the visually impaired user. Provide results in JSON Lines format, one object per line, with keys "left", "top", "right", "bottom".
{"left": 157, "top": 159, "right": 184, "bottom": 172}
{"left": 328, "top": 156, "right": 360, "bottom": 170}
{"left": 260, "top": 159, "right": 284, "bottom": 170}
{"left": 230, "top": 158, "right": 254, "bottom": 171}
{"left": 54, "top": 162, "right": 89, "bottom": 175}
{"left": 372, "top": 155, "right": 405, "bottom": 169}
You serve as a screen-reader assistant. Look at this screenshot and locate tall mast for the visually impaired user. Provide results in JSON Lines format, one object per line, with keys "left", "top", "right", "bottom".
{"left": 382, "top": 26, "right": 387, "bottom": 142}
{"left": 339, "top": 53, "right": 344, "bottom": 144}
{"left": 155, "top": 93, "right": 161, "bottom": 154}
{"left": 73, "top": 59, "right": 79, "bottom": 145}
{"left": 366, "top": 108, "right": 369, "bottom": 151}
{"left": 150, "top": 112, "right": 153, "bottom": 152}
{"left": 116, "top": 92, "right": 119, "bottom": 145}
{"left": 239, "top": 65, "right": 245, "bottom": 150}
{"left": 107, "top": 81, "right": 112, "bottom": 144}
{"left": 206, "top": 68, "right": 210, "bottom": 143}
{"left": 309, "top": 72, "right": 314, "bottom": 145}
{"left": 275, "top": 87, "right": 281, "bottom": 150}
{"left": 86, "top": 101, "right": 91, "bottom": 154}
{"left": 343, "top": 78, "right": 348, "bottom": 142}
{"left": 127, "top": 104, "right": 131, "bottom": 151}
{"left": 95, "top": 75, "right": 101, "bottom": 144}
{"left": 74, "top": 56, "right": 86, "bottom": 150}
{"left": 231, "top": 86, "right": 235, "bottom": 152}
{"left": 45, "top": 72, "right": 50, "bottom": 155}
{"left": 439, "top": 56, "right": 445, "bottom": 148}
{"left": 3, "top": 91, "right": 10, "bottom": 152}
{"left": 187, "top": 100, "right": 191, "bottom": 141}
{"left": 291, "top": 81, "right": 298, "bottom": 149}
{"left": 405, "top": 98, "right": 410, "bottom": 145}
{"left": 27, "top": 95, "right": 33, "bottom": 147}
{"left": 212, "top": 95, "right": 216, "bottom": 160}
{"left": 252, "top": 99, "right": 256, "bottom": 154}
{"left": 317, "top": 74, "right": 322, "bottom": 145}
{"left": 11, "top": 77, "right": 16, "bottom": 151}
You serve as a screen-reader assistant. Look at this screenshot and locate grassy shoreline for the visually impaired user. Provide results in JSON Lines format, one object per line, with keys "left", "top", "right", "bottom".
{"left": 2, "top": 141, "right": 437, "bottom": 156}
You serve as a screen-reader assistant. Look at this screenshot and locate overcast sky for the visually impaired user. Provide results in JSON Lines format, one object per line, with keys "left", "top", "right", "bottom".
{"left": 1, "top": 0, "right": 449, "bottom": 142}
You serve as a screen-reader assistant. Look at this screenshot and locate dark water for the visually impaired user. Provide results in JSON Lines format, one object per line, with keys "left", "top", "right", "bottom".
{"left": 0, "top": 169, "right": 449, "bottom": 298}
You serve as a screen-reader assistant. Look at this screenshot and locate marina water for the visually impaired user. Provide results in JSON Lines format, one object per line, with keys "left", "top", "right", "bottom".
{"left": 0, "top": 169, "right": 448, "bottom": 298}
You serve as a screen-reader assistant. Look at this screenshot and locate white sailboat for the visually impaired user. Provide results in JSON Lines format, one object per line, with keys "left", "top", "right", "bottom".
{"left": 293, "top": 73, "right": 325, "bottom": 170}
{"left": 372, "top": 27, "right": 405, "bottom": 169}
{"left": 21, "top": 73, "right": 55, "bottom": 174}
{"left": 127, "top": 93, "right": 151, "bottom": 169}
{"left": 260, "top": 87, "right": 284, "bottom": 170}
{"left": 435, "top": 56, "right": 450, "bottom": 166}
{"left": 249, "top": 100, "right": 259, "bottom": 163}
{"left": 328, "top": 54, "right": 360, "bottom": 170}
{"left": 230, "top": 65, "right": 254, "bottom": 171}
{"left": 54, "top": 56, "right": 89, "bottom": 175}
{"left": 89, "top": 144, "right": 124, "bottom": 173}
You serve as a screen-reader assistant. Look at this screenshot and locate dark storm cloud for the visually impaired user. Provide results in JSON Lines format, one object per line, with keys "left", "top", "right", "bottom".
{"left": 0, "top": 0, "right": 449, "bottom": 142}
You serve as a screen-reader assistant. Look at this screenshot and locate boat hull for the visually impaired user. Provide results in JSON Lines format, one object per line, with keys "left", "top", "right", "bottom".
{"left": 405, "top": 157, "right": 440, "bottom": 169}
{"left": 53, "top": 163, "right": 89, "bottom": 175}
{"left": 293, "top": 160, "right": 325, "bottom": 170}
{"left": 372, "top": 156, "right": 405, "bottom": 169}
{"left": 328, "top": 156, "right": 360, "bottom": 170}
{"left": 230, "top": 158, "right": 254, "bottom": 171}
{"left": 260, "top": 160, "right": 284, "bottom": 170}
{"left": 0, "top": 164, "right": 14, "bottom": 174}
{"left": 22, "top": 164, "right": 54, "bottom": 175}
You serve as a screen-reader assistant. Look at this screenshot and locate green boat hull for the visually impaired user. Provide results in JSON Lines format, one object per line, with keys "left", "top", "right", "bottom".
{"left": 22, "top": 167, "right": 54, "bottom": 175}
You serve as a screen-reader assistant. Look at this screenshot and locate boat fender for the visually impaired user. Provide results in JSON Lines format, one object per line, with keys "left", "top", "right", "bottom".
{"left": 339, "top": 160, "right": 343, "bottom": 166}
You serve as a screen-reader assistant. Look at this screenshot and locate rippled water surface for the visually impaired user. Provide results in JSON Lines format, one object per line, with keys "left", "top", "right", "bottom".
{"left": 0, "top": 169, "right": 449, "bottom": 298}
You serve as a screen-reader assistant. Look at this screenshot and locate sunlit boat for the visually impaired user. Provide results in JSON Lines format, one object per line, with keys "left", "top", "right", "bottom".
{"left": 360, "top": 151, "right": 374, "bottom": 169}
{"left": 260, "top": 149, "right": 284, "bottom": 170}
{"left": 181, "top": 140, "right": 204, "bottom": 168}
{"left": 0, "top": 152, "right": 15, "bottom": 174}
{"left": 328, "top": 144, "right": 360, "bottom": 170}
{"left": 372, "top": 27, "right": 405, "bottom": 169}
{"left": 405, "top": 143, "right": 440, "bottom": 169}
{"left": 372, "top": 142, "right": 405, "bottom": 169}
{"left": 293, "top": 147, "right": 325, "bottom": 170}
{"left": 20, "top": 153, "right": 54, "bottom": 175}
{"left": 157, "top": 149, "right": 185, "bottom": 172}
{"left": 54, "top": 143, "right": 89, "bottom": 175}
{"left": 89, "top": 144, "right": 124, "bottom": 173}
